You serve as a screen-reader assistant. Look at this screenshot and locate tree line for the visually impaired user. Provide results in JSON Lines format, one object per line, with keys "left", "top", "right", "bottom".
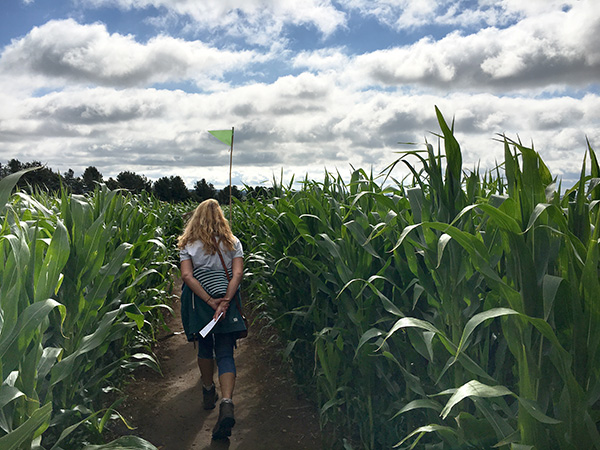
{"left": 0, "top": 159, "right": 273, "bottom": 203}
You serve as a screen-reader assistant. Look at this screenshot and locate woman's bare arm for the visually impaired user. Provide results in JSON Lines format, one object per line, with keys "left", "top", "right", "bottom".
{"left": 223, "top": 257, "right": 243, "bottom": 302}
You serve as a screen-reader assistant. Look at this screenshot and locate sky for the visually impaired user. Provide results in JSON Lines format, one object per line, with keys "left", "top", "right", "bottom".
{"left": 0, "top": 0, "right": 599, "bottom": 189}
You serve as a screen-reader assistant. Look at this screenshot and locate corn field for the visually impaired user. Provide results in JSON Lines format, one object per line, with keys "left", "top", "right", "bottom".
{"left": 233, "top": 108, "right": 600, "bottom": 449}
{"left": 0, "top": 175, "right": 177, "bottom": 449}
{"left": 2, "top": 108, "right": 598, "bottom": 449}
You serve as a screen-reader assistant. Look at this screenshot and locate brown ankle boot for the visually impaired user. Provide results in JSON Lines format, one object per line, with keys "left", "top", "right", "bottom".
{"left": 212, "top": 400, "right": 235, "bottom": 439}
{"left": 202, "top": 384, "right": 217, "bottom": 410}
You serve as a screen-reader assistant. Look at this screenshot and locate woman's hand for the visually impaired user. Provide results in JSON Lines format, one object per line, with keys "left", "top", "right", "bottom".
{"left": 211, "top": 297, "right": 230, "bottom": 320}
{"left": 206, "top": 297, "right": 217, "bottom": 311}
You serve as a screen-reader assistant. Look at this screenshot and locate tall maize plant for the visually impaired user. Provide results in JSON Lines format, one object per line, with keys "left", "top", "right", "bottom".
{"left": 0, "top": 173, "right": 175, "bottom": 449}
{"left": 234, "top": 108, "right": 600, "bottom": 449}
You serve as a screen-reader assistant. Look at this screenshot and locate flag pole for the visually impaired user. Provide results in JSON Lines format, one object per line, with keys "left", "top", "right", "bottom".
{"left": 229, "top": 126, "right": 234, "bottom": 224}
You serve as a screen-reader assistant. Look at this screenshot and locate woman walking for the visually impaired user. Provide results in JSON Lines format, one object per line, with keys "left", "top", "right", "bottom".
{"left": 178, "top": 199, "right": 247, "bottom": 440}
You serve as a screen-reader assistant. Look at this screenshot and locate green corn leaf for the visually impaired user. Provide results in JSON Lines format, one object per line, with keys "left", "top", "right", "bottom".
{"left": 455, "top": 411, "right": 497, "bottom": 444}
{"left": 435, "top": 106, "right": 462, "bottom": 184}
{"left": 125, "top": 311, "right": 145, "bottom": 330}
{"left": 0, "top": 299, "right": 66, "bottom": 372}
{"left": 0, "top": 402, "right": 52, "bottom": 449}
{"left": 109, "top": 268, "right": 162, "bottom": 305}
{"left": 355, "top": 328, "right": 384, "bottom": 358}
{"left": 391, "top": 223, "right": 423, "bottom": 252}
{"left": 382, "top": 351, "right": 427, "bottom": 397}
{"left": 518, "top": 398, "right": 561, "bottom": 424}
{"left": 477, "top": 203, "right": 522, "bottom": 234}
{"left": 0, "top": 168, "right": 39, "bottom": 216}
{"left": 86, "top": 242, "right": 133, "bottom": 303}
{"left": 581, "top": 237, "right": 600, "bottom": 302}
{"left": 442, "top": 381, "right": 561, "bottom": 426}
{"left": 583, "top": 410, "right": 600, "bottom": 448}
{"left": 542, "top": 275, "right": 564, "bottom": 321}
{"left": 424, "top": 221, "right": 503, "bottom": 283}
{"left": 523, "top": 203, "right": 551, "bottom": 233}
{"left": 98, "top": 397, "right": 126, "bottom": 433}
{"left": 475, "top": 398, "right": 516, "bottom": 441}
{"left": 407, "top": 329, "right": 435, "bottom": 362}
{"left": 50, "top": 306, "right": 135, "bottom": 385}
{"left": 436, "top": 233, "right": 452, "bottom": 268}
{"left": 338, "top": 276, "right": 404, "bottom": 317}
{"left": 524, "top": 315, "right": 573, "bottom": 371}
{"left": 343, "top": 220, "right": 381, "bottom": 260}
{"left": 13, "top": 192, "right": 53, "bottom": 217}
{"left": 454, "top": 353, "right": 497, "bottom": 383}
{"left": 441, "top": 380, "right": 513, "bottom": 419}
{"left": 318, "top": 233, "right": 342, "bottom": 260}
{"left": 127, "top": 353, "right": 161, "bottom": 373}
{"left": 394, "top": 399, "right": 442, "bottom": 417}
{"left": 320, "top": 397, "right": 345, "bottom": 416}
{"left": 395, "top": 424, "right": 458, "bottom": 449}
{"left": 406, "top": 187, "right": 424, "bottom": 223}
{"left": 50, "top": 409, "right": 105, "bottom": 450}
{"left": 144, "top": 238, "right": 166, "bottom": 251}
{"left": 0, "top": 385, "right": 25, "bottom": 410}
{"left": 35, "top": 219, "right": 70, "bottom": 302}
{"left": 455, "top": 308, "right": 519, "bottom": 360}
{"left": 385, "top": 317, "right": 442, "bottom": 343}
{"left": 282, "top": 339, "right": 298, "bottom": 360}
{"left": 36, "top": 347, "right": 64, "bottom": 381}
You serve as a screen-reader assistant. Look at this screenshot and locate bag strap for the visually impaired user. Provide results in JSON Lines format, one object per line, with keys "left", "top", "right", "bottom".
{"left": 213, "top": 237, "right": 244, "bottom": 316}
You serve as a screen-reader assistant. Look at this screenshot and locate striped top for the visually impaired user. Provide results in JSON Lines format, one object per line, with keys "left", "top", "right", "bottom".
{"left": 192, "top": 266, "right": 232, "bottom": 298}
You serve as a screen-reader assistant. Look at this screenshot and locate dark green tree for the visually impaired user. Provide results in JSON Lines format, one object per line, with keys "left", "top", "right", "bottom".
{"left": 63, "top": 169, "right": 84, "bottom": 194}
{"left": 0, "top": 162, "right": 9, "bottom": 178}
{"left": 194, "top": 178, "right": 216, "bottom": 202}
{"left": 231, "top": 185, "right": 243, "bottom": 201}
{"left": 153, "top": 176, "right": 172, "bottom": 201}
{"left": 154, "top": 176, "right": 191, "bottom": 202}
{"left": 170, "top": 176, "right": 190, "bottom": 202}
{"left": 106, "top": 177, "right": 119, "bottom": 190}
{"left": 216, "top": 185, "right": 243, "bottom": 204}
{"left": 116, "top": 171, "right": 151, "bottom": 194}
{"left": 82, "top": 166, "right": 103, "bottom": 192}
{"left": 13, "top": 160, "right": 62, "bottom": 193}
{"left": 8, "top": 159, "right": 22, "bottom": 173}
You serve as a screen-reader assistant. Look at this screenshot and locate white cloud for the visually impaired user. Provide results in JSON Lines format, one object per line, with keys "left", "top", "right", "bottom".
{"left": 339, "top": 0, "right": 575, "bottom": 30}
{"left": 11, "top": 3, "right": 594, "bottom": 96}
{"left": 81, "top": 0, "right": 347, "bottom": 45}
{"left": 1, "top": 71, "right": 598, "bottom": 188}
{"left": 1, "top": 1, "right": 598, "bottom": 190}
{"left": 292, "top": 48, "right": 351, "bottom": 72}
{"left": 308, "top": 1, "right": 600, "bottom": 92}
{"left": 0, "top": 19, "right": 265, "bottom": 92}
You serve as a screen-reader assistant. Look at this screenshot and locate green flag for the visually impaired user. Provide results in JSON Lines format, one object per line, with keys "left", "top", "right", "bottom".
{"left": 208, "top": 129, "right": 233, "bottom": 146}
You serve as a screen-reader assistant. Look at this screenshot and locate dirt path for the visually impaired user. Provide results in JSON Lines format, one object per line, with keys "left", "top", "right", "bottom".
{"left": 116, "top": 295, "right": 323, "bottom": 450}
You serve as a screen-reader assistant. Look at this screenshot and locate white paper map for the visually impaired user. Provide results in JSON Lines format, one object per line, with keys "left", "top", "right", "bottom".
{"left": 199, "top": 312, "right": 224, "bottom": 338}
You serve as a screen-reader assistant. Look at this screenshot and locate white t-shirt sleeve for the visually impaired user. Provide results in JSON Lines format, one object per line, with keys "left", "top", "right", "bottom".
{"left": 179, "top": 237, "right": 243, "bottom": 269}
{"left": 180, "top": 247, "right": 191, "bottom": 261}
{"left": 232, "top": 238, "right": 243, "bottom": 259}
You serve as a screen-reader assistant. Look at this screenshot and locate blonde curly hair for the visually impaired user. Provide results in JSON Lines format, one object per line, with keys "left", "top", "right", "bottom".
{"left": 177, "top": 199, "right": 235, "bottom": 253}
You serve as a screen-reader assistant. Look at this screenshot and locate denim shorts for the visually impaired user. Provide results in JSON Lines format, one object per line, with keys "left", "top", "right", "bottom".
{"left": 196, "top": 332, "right": 237, "bottom": 376}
